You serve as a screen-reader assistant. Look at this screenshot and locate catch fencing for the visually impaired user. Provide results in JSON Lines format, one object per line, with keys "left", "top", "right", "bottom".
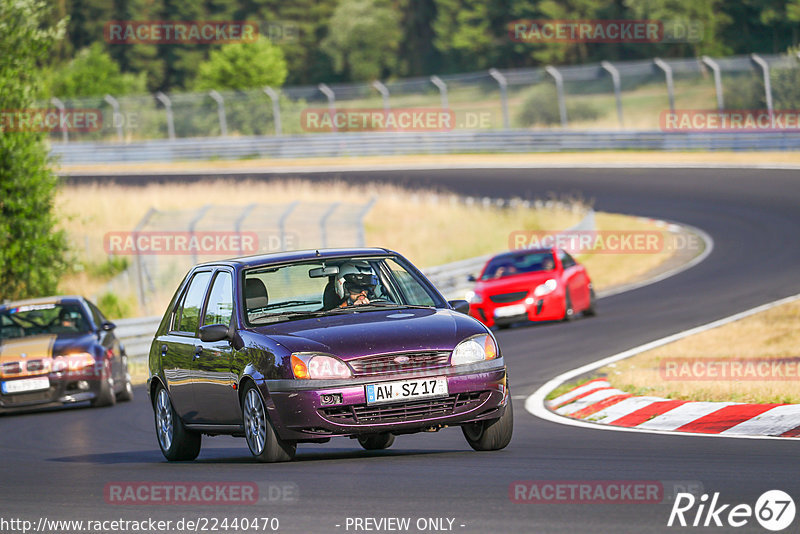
{"left": 45, "top": 52, "right": 800, "bottom": 146}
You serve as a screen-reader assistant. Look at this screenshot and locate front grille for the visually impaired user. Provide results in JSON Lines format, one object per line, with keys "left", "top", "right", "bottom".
{"left": 489, "top": 291, "right": 528, "bottom": 304}
{"left": 0, "top": 388, "right": 55, "bottom": 406}
{"left": 320, "top": 391, "right": 488, "bottom": 424}
{"left": 348, "top": 351, "right": 450, "bottom": 376}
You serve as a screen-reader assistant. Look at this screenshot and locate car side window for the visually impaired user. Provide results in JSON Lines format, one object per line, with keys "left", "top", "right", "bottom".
{"left": 87, "top": 302, "right": 106, "bottom": 328}
{"left": 203, "top": 271, "right": 233, "bottom": 327}
{"left": 560, "top": 251, "right": 577, "bottom": 268}
{"left": 176, "top": 271, "right": 212, "bottom": 334}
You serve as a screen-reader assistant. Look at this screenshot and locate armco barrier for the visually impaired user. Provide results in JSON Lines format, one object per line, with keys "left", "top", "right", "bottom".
{"left": 50, "top": 130, "right": 800, "bottom": 165}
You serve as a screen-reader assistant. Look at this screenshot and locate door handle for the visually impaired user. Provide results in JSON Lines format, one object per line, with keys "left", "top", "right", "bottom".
{"left": 194, "top": 345, "right": 203, "bottom": 361}
{"left": 161, "top": 344, "right": 168, "bottom": 357}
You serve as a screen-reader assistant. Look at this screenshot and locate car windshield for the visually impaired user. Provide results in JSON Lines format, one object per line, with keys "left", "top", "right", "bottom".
{"left": 244, "top": 256, "right": 442, "bottom": 325}
{"left": 0, "top": 302, "right": 92, "bottom": 340}
{"left": 481, "top": 251, "right": 555, "bottom": 280}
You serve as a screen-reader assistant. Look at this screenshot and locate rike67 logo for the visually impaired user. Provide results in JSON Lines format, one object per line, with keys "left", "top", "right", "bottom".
{"left": 668, "top": 490, "right": 795, "bottom": 531}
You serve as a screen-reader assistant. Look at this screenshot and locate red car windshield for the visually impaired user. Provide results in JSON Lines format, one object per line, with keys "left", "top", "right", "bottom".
{"left": 481, "top": 251, "right": 555, "bottom": 280}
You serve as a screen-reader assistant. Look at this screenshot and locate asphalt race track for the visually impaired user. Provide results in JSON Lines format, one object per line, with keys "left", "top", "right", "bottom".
{"left": 4, "top": 168, "right": 800, "bottom": 533}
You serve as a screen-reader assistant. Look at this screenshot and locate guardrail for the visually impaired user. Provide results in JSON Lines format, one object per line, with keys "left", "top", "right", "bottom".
{"left": 50, "top": 130, "right": 800, "bottom": 165}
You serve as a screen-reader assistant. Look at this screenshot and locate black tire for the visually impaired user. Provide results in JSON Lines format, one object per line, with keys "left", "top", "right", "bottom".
{"left": 462, "top": 396, "right": 514, "bottom": 451}
{"left": 357, "top": 433, "right": 395, "bottom": 450}
{"left": 562, "top": 290, "right": 575, "bottom": 322}
{"left": 153, "top": 384, "right": 201, "bottom": 461}
{"left": 242, "top": 383, "right": 296, "bottom": 463}
{"left": 116, "top": 373, "right": 134, "bottom": 402}
{"left": 584, "top": 286, "right": 597, "bottom": 317}
{"left": 91, "top": 370, "right": 116, "bottom": 407}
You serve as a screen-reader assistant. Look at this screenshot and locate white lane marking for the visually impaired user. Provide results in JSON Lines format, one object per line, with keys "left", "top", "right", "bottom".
{"left": 586, "top": 396, "right": 666, "bottom": 424}
{"left": 721, "top": 405, "right": 800, "bottom": 437}
{"left": 556, "top": 389, "right": 624, "bottom": 415}
{"left": 636, "top": 402, "right": 738, "bottom": 431}
{"left": 548, "top": 380, "right": 610, "bottom": 408}
{"left": 526, "top": 292, "right": 800, "bottom": 441}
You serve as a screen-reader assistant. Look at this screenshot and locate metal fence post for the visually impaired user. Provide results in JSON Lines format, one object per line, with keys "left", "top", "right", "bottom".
{"left": 278, "top": 201, "right": 299, "bottom": 251}
{"left": 318, "top": 83, "right": 337, "bottom": 133}
{"left": 355, "top": 197, "right": 377, "bottom": 247}
{"left": 155, "top": 92, "right": 175, "bottom": 140}
{"left": 50, "top": 97, "right": 68, "bottom": 143}
{"left": 372, "top": 81, "right": 391, "bottom": 113}
{"left": 103, "top": 94, "right": 124, "bottom": 142}
{"left": 545, "top": 66, "right": 568, "bottom": 127}
{"left": 750, "top": 54, "right": 774, "bottom": 117}
{"left": 488, "top": 69, "right": 510, "bottom": 129}
{"left": 602, "top": 61, "right": 624, "bottom": 129}
{"left": 263, "top": 87, "right": 282, "bottom": 136}
{"left": 234, "top": 203, "right": 257, "bottom": 254}
{"left": 188, "top": 205, "right": 211, "bottom": 265}
{"left": 132, "top": 208, "right": 156, "bottom": 314}
{"left": 653, "top": 58, "right": 675, "bottom": 114}
{"left": 319, "top": 202, "right": 340, "bottom": 248}
{"left": 430, "top": 75, "right": 449, "bottom": 109}
{"left": 208, "top": 90, "right": 228, "bottom": 136}
{"left": 701, "top": 56, "right": 725, "bottom": 113}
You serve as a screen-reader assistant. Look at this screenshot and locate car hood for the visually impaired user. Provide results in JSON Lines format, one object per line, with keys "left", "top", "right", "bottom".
{"left": 476, "top": 271, "right": 557, "bottom": 295}
{"left": 250, "top": 307, "right": 485, "bottom": 360}
{"left": 0, "top": 333, "right": 98, "bottom": 362}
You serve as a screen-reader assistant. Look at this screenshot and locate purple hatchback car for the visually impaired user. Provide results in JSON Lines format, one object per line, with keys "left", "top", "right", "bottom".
{"left": 148, "top": 248, "right": 512, "bottom": 462}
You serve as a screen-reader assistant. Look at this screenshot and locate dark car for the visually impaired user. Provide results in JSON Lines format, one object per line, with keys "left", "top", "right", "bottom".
{"left": 467, "top": 247, "right": 596, "bottom": 328}
{"left": 148, "top": 248, "right": 512, "bottom": 462}
{"left": 0, "top": 296, "right": 133, "bottom": 414}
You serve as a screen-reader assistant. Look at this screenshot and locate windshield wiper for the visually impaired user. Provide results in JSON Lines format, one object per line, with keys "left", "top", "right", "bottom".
{"left": 250, "top": 310, "right": 327, "bottom": 324}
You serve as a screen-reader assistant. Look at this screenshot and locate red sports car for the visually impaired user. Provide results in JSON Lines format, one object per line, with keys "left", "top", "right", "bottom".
{"left": 466, "top": 247, "right": 596, "bottom": 328}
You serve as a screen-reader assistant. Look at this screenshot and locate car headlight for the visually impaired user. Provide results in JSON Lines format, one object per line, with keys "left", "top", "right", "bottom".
{"left": 465, "top": 290, "right": 482, "bottom": 304}
{"left": 290, "top": 353, "right": 352, "bottom": 379}
{"left": 451, "top": 334, "right": 498, "bottom": 366}
{"left": 533, "top": 279, "right": 558, "bottom": 298}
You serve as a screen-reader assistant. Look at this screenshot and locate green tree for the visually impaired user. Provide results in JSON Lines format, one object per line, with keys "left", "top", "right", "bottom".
{"left": 322, "top": 0, "right": 402, "bottom": 81}
{"left": 47, "top": 42, "right": 147, "bottom": 97}
{"left": 193, "top": 36, "right": 288, "bottom": 90}
{"left": 0, "top": 0, "right": 69, "bottom": 300}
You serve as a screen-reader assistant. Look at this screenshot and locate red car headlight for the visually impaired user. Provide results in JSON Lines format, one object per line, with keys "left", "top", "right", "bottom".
{"left": 291, "top": 353, "right": 352, "bottom": 380}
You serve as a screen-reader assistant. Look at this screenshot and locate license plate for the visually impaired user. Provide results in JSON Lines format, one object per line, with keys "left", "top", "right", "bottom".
{"left": 1, "top": 376, "right": 50, "bottom": 394}
{"left": 494, "top": 303, "right": 526, "bottom": 318}
{"left": 365, "top": 377, "right": 448, "bottom": 405}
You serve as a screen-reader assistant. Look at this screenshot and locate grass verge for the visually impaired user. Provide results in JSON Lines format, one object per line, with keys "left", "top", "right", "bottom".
{"left": 600, "top": 299, "right": 800, "bottom": 404}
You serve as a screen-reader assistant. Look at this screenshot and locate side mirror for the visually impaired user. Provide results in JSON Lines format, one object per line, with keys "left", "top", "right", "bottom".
{"left": 467, "top": 274, "right": 476, "bottom": 282}
{"left": 101, "top": 321, "right": 116, "bottom": 331}
{"left": 448, "top": 300, "right": 470, "bottom": 314}
{"left": 199, "top": 323, "right": 230, "bottom": 342}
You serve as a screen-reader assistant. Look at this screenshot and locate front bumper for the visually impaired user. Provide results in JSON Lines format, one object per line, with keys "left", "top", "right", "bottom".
{"left": 0, "top": 371, "right": 105, "bottom": 414}
{"left": 470, "top": 293, "right": 564, "bottom": 327}
{"left": 260, "top": 359, "right": 508, "bottom": 441}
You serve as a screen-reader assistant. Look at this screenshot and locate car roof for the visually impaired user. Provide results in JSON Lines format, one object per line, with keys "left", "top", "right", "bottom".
{"left": 0, "top": 295, "right": 85, "bottom": 310}
{"left": 195, "top": 247, "right": 396, "bottom": 269}
{"left": 488, "top": 247, "right": 556, "bottom": 261}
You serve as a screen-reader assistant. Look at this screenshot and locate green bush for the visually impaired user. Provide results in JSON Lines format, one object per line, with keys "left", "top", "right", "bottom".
{"left": 516, "top": 84, "right": 600, "bottom": 127}
{"left": 97, "top": 291, "right": 135, "bottom": 319}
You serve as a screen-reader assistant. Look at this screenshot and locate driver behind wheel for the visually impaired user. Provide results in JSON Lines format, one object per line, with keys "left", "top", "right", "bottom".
{"left": 335, "top": 262, "right": 378, "bottom": 307}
